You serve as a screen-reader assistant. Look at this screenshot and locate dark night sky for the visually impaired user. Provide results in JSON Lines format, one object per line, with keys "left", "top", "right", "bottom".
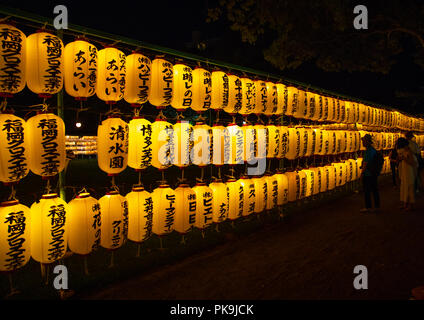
{"left": 1, "top": 0, "right": 424, "bottom": 133}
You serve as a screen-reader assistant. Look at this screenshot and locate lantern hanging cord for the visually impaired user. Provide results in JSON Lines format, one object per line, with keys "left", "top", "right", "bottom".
{"left": 8, "top": 184, "right": 16, "bottom": 201}
{"left": 0, "top": 97, "right": 7, "bottom": 112}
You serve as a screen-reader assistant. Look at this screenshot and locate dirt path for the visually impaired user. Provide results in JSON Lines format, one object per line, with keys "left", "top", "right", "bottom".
{"left": 78, "top": 180, "right": 424, "bottom": 300}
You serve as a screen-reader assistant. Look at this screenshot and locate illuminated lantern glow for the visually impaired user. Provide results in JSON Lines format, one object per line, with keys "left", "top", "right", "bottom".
{"left": 285, "top": 171, "right": 300, "bottom": 202}
{"left": 239, "top": 77, "right": 256, "bottom": 115}
{"left": 294, "top": 89, "right": 307, "bottom": 119}
{"left": 264, "top": 82, "right": 278, "bottom": 115}
{"left": 128, "top": 117, "right": 153, "bottom": 170}
{"left": 97, "top": 117, "right": 129, "bottom": 175}
{"left": 285, "top": 127, "right": 301, "bottom": 160}
{"left": 173, "top": 121, "right": 192, "bottom": 168}
{"left": 211, "top": 124, "right": 228, "bottom": 166}
{"left": 253, "top": 176, "right": 267, "bottom": 213}
{"left": 265, "top": 174, "right": 278, "bottom": 210}
{"left": 315, "top": 95, "right": 324, "bottom": 121}
{"left": 319, "top": 166, "right": 329, "bottom": 193}
{"left": 227, "top": 123, "right": 244, "bottom": 165}
{"left": 209, "top": 180, "right": 229, "bottom": 223}
{"left": 149, "top": 58, "right": 173, "bottom": 108}
{"left": 211, "top": 71, "right": 229, "bottom": 110}
{"left": 0, "top": 24, "right": 26, "bottom": 95}
{"left": 274, "top": 172, "right": 289, "bottom": 205}
{"left": 254, "top": 80, "right": 268, "bottom": 114}
{"left": 193, "top": 183, "right": 213, "bottom": 229}
{"left": 239, "top": 176, "right": 255, "bottom": 216}
{"left": 303, "top": 169, "right": 315, "bottom": 198}
{"left": 310, "top": 167, "right": 321, "bottom": 195}
{"left": 305, "top": 92, "right": 316, "bottom": 120}
{"left": 151, "top": 119, "right": 174, "bottom": 170}
{"left": 30, "top": 193, "right": 69, "bottom": 264}
{"left": 171, "top": 64, "right": 193, "bottom": 111}
{"left": 27, "top": 113, "right": 66, "bottom": 177}
{"left": 339, "top": 100, "right": 346, "bottom": 123}
{"left": 96, "top": 47, "right": 125, "bottom": 103}
{"left": 226, "top": 178, "right": 244, "bottom": 220}
{"left": 266, "top": 125, "right": 280, "bottom": 158}
{"left": 298, "top": 170, "right": 307, "bottom": 199}
{"left": 321, "top": 96, "right": 329, "bottom": 121}
{"left": 64, "top": 40, "right": 97, "bottom": 99}
{"left": 0, "top": 113, "right": 29, "bottom": 183}
{"left": 68, "top": 192, "right": 101, "bottom": 255}
{"left": 327, "top": 97, "right": 336, "bottom": 122}
{"left": 327, "top": 130, "right": 337, "bottom": 155}
{"left": 174, "top": 184, "right": 196, "bottom": 234}
{"left": 223, "top": 74, "right": 243, "bottom": 114}
{"left": 286, "top": 86, "right": 298, "bottom": 116}
{"left": 304, "top": 128, "right": 316, "bottom": 157}
{"left": 26, "top": 32, "right": 64, "bottom": 96}
{"left": 99, "top": 191, "right": 128, "bottom": 250}
{"left": 151, "top": 184, "right": 176, "bottom": 236}
{"left": 334, "top": 99, "right": 341, "bottom": 123}
{"left": 191, "top": 67, "right": 212, "bottom": 113}
{"left": 276, "top": 83, "right": 288, "bottom": 115}
{"left": 191, "top": 122, "right": 211, "bottom": 166}
{"left": 298, "top": 127, "right": 308, "bottom": 158}
{"left": 278, "top": 126, "right": 289, "bottom": 159}
{"left": 124, "top": 52, "right": 151, "bottom": 105}
{"left": 255, "top": 123, "right": 268, "bottom": 162}
{"left": 326, "top": 165, "right": 337, "bottom": 190}
{"left": 242, "top": 123, "right": 256, "bottom": 163}
{"left": 0, "top": 200, "right": 30, "bottom": 271}
{"left": 319, "top": 130, "right": 329, "bottom": 155}
{"left": 313, "top": 128, "right": 323, "bottom": 155}
{"left": 126, "top": 186, "right": 153, "bottom": 243}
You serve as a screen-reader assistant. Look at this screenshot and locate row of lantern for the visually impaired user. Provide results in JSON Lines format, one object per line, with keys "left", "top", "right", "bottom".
{"left": 3, "top": 155, "right": 396, "bottom": 272}
{"left": 1, "top": 24, "right": 423, "bottom": 132}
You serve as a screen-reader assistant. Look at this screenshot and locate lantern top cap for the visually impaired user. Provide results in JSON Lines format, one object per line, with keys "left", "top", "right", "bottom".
{"left": 132, "top": 186, "right": 145, "bottom": 192}
{"left": 42, "top": 193, "right": 58, "bottom": 199}
{"left": 77, "top": 192, "right": 90, "bottom": 199}
{"left": 0, "top": 199, "right": 19, "bottom": 207}
{"left": 106, "top": 190, "right": 119, "bottom": 195}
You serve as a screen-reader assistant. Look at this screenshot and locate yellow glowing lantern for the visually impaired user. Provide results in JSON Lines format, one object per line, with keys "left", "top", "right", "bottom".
{"left": 242, "top": 123, "right": 256, "bottom": 163}
{"left": 319, "top": 130, "right": 330, "bottom": 155}
{"left": 294, "top": 89, "right": 307, "bottom": 119}
{"left": 314, "top": 128, "right": 323, "bottom": 155}
{"left": 0, "top": 113, "right": 29, "bottom": 184}
{"left": 26, "top": 32, "right": 64, "bottom": 96}
{"left": 326, "top": 165, "right": 337, "bottom": 190}
{"left": 239, "top": 77, "right": 256, "bottom": 115}
{"left": 274, "top": 172, "right": 289, "bottom": 205}
{"left": 128, "top": 117, "right": 153, "bottom": 170}
{"left": 321, "top": 96, "right": 329, "bottom": 121}
{"left": 254, "top": 123, "right": 268, "bottom": 161}
{"left": 305, "top": 92, "right": 316, "bottom": 120}
{"left": 0, "top": 24, "right": 26, "bottom": 96}
{"left": 339, "top": 100, "right": 346, "bottom": 123}
{"left": 151, "top": 184, "right": 176, "bottom": 236}
{"left": 319, "top": 166, "right": 329, "bottom": 193}
{"left": 327, "top": 97, "right": 336, "bottom": 122}
{"left": 264, "top": 82, "right": 278, "bottom": 115}
{"left": 304, "top": 128, "right": 316, "bottom": 157}
{"left": 297, "top": 170, "right": 307, "bottom": 199}
{"left": 285, "top": 127, "right": 301, "bottom": 160}
{"left": 27, "top": 113, "right": 66, "bottom": 177}
{"left": 297, "top": 127, "right": 308, "bottom": 158}
{"left": 191, "top": 122, "right": 211, "bottom": 167}
{"left": 209, "top": 180, "right": 229, "bottom": 223}
{"left": 149, "top": 58, "right": 173, "bottom": 108}
{"left": 266, "top": 125, "right": 280, "bottom": 158}
{"left": 285, "top": 171, "right": 300, "bottom": 202}
{"left": 254, "top": 80, "right": 268, "bottom": 114}
{"left": 286, "top": 86, "right": 298, "bottom": 116}
{"left": 276, "top": 83, "right": 288, "bottom": 115}
{"left": 126, "top": 186, "right": 153, "bottom": 243}
{"left": 226, "top": 178, "right": 244, "bottom": 220}
{"left": 68, "top": 192, "right": 101, "bottom": 255}
{"left": 211, "top": 71, "right": 229, "bottom": 110}
{"left": 99, "top": 191, "right": 128, "bottom": 250}
{"left": 191, "top": 67, "right": 212, "bottom": 113}
{"left": 174, "top": 184, "right": 196, "bottom": 234}
{"left": 211, "top": 124, "right": 227, "bottom": 166}
{"left": 64, "top": 40, "right": 97, "bottom": 99}
{"left": 327, "top": 130, "right": 337, "bottom": 155}
{"left": 310, "top": 167, "right": 321, "bottom": 195}
{"left": 124, "top": 52, "right": 151, "bottom": 105}
{"left": 227, "top": 123, "right": 244, "bottom": 165}
{"left": 171, "top": 64, "right": 193, "bottom": 111}
{"left": 97, "top": 117, "right": 129, "bottom": 175}
{"left": 239, "top": 176, "right": 255, "bottom": 216}
{"left": 252, "top": 176, "right": 267, "bottom": 213}
{"left": 265, "top": 174, "right": 278, "bottom": 210}
{"left": 224, "top": 74, "right": 243, "bottom": 114}
{"left": 334, "top": 99, "right": 341, "bottom": 123}
{"left": 193, "top": 183, "right": 213, "bottom": 229}
{"left": 96, "top": 47, "right": 125, "bottom": 103}
{"left": 303, "top": 169, "right": 315, "bottom": 198}
{"left": 173, "top": 120, "right": 192, "bottom": 168}
{"left": 0, "top": 200, "right": 30, "bottom": 271}
{"left": 30, "top": 193, "right": 69, "bottom": 264}
{"left": 316, "top": 95, "right": 324, "bottom": 121}
{"left": 278, "top": 126, "right": 289, "bottom": 159}
{"left": 345, "top": 102, "right": 354, "bottom": 124}
{"left": 151, "top": 119, "right": 174, "bottom": 170}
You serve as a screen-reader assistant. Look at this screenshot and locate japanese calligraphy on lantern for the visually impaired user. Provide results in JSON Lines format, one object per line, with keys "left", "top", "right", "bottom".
{"left": 128, "top": 118, "right": 152, "bottom": 170}
{"left": 149, "top": 58, "right": 173, "bottom": 108}
{"left": 171, "top": 64, "right": 193, "bottom": 111}
{"left": 124, "top": 53, "right": 151, "bottom": 105}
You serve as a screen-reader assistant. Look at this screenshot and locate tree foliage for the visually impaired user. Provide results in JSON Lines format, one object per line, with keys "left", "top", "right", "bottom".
{"left": 207, "top": 0, "right": 424, "bottom": 74}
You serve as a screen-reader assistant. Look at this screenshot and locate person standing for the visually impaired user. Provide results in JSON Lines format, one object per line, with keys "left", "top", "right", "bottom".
{"left": 397, "top": 137, "right": 418, "bottom": 211}
{"left": 389, "top": 147, "right": 399, "bottom": 187}
{"left": 360, "top": 134, "right": 380, "bottom": 213}
{"left": 405, "top": 131, "right": 422, "bottom": 193}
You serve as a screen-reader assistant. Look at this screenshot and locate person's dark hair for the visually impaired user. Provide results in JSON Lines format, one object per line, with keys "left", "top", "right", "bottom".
{"left": 397, "top": 137, "right": 409, "bottom": 149}
{"left": 405, "top": 131, "right": 414, "bottom": 139}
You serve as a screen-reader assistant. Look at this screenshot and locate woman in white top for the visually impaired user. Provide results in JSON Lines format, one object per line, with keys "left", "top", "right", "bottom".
{"left": 397, "top": 138, "right": 418, "bottom": 211}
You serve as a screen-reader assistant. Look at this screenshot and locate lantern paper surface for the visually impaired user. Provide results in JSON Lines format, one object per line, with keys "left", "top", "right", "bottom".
{"left": 96, "top": 47, "right": 125, "bottom": 103}
{"left": 265, "top": 174, "right": 278, "bottom": 210}
{"left": 128, "top": 117, "right": 153, "bottom": 170}
{"left": 253, "top": 177, "right": 267, "bottom": 213}
{"left": 152, "top": 185, "right": 176, "bottom": 236}
{"left": 239, "top": 78, "right": 256, "bottom": 115}
{"left": 254, "top": 80, "right": 268, "bottom": 114}
{"left": 171, "top": 64, "right": 193, "bottom": 111}
{"left": 191, "top": 123, "right": 211, "bottom": 166}
{"left": 211, "top": 125, "right": 228, "bottom": 166}
{"left": 174, "top": 185, "right": 196, "bottom": 234}
{"left": 224, "top": 75, "right": 242, "bottom": 114}
{"left": 286, "top": 86, "right": 298, "bottom": 116}
{"left": 193, "top": 184, "right": 213, "bottom": 229}
{"left": 286, "top": 171, "right": 300, "bottom": 202}
{"left": 264, "top": 82, "right": 278, "bottom": 115}
{"left": 173, "top": 121, "right": 192, "bottom": 168}
{"left": 266, "top": 125, "right": 280, "bottom": 158}
{"left": 126, "top": 186, "right": 153, "bottom": 243}
{"left": 227, "top": 124, "right": 244, "bottom": 165}
{"left": 149, "top": 58, "right": 173, "bottom": 108}
{"left": 151, "top": 120, "right": 174, "bottom": 169}
{"left": 124, "top": 53, "right": 151, "bottom": 105}
{"left": 191, "top": 68, "right": 212, "bottom": 112}
{"left": 239, "top": 177, "right": 255, "bottom": 216}
{"left": 210, "top": 71, "right": 229, "bottom": 110}
{"left": 227, "top": 179, "right": 244, "bottom": 220}
{"left": 275, "top": 173, "right": 289, "bottom": 205}
{"left": 209, "top": 181, "right": 229, "bottom": 223}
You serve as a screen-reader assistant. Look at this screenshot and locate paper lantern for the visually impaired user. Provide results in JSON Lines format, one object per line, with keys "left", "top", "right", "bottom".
{"left": 193, "top": 183, "right": 213, "bottom": 229}
{"left": 0, "top": 113, "right": 29, "bottom": 183}
{"left": 345, "top": 102, "right": 356, "bottom": 124}
{"left": 26, "top": 32, "right": 64, "bottom": 96}
{"left": 254, "top": 124, "right": 268, "bottom": 161}
{"left": 171, "top": 64, "right": 193, "bottom": 111}
{"left": 313, "top": 128, "right": 323, "bottom": 155}
{"left": 294, "top": 89, "right": 307, "bottom": 119}
{"left": 128, "top": 117, "right": 153, "bottom": 170}
{"left": 264, "top": 82, "right": 278, "bottom": 115}
{"left": 327, "top": 130, "right": 337, "bottom": 155}
{"left": 319, "top": 166, "right": 329, "bottom": 193}
{"left": 297, "top": 127, "right": 308, "bottom": 158}
{"left": 278, "top": 126, "right": 289, "bottom": 159}
{"left": 191, "top": 67, "right": 212, "bottom": 113}
{"left": 99, "top": 191, "right": 128, "bottom": 250}
{"left": 149, "top": 58, "right": 173, "bottom": 108}
{"left": 226, "top": 178, "right": 244, "bottom": 220}
{"left": 286, "top": 86, "right": 298, "bottom": 116}
{"left": 242, "top": 123, "right": 256, "bottom": 163}
{"left": 327, "top": 97, "right": 336, "bottom": 122}
{"left": 252, "top": 177, "right": 267, "bottom": 213}
{"left": 302, "top": 169, "right": 315, "bottom": 198}
{"left": 276, "top": 83, "right": 288, "bottom": 115}
{"left": 265, "top": 174, "right": 278, "bottom": 210}
{"left": 151, "top": 120, "right": 174, "bottom": 170}
{"left": 274, "top": 172, "right": 289, "bottom": 205}
{"left": 227, "top": 123, "right": 244, "bottom": 165}
{"left": 223, "top": 75, "right": 242, "bottom": 114}
{"left": 68, "top": 192, "right": 101, "bottom": 255}
{"left": 239, "top": 77, "right": 256, "bottom": 115}
{"left": 319, "top": 130, "right": 329, "bottom": 155}
{"left": 285, "top": 127, "right": 301, "bottom": 160}
{"left": 0, "top": 24, "right": 26, "bottom": 95}
{"left": 321, "top": 96, "right": 329, "bottom": 121}
{"left": 173, "top": 121, "right": 192, "bottom": 168}
{"left": 30, "top": 193, "right": 68, "bottom": 264}
{"left": 209, "top": 180, "right": 229, "bottom": 223}
{"left": 211, "top": 71, "right": 229, "bottom": 110}
{"left": 151, "top": 184, "right": 176, "bottom": 236}
{"left": 27, "top": 113, "right": 66, "bottom": 177}
{"left": 239, "top": 176, "right": 255, "bottom": 216}
{"left": 339, "top": 100, "right": 346, "bottom": 123}
{"left": 96, "top": 47, "right": 125, "bottom": 103}
{"left": 326, "top": 165, "right": 337, "bottom": 190}
{"left": 298, "top": 170, "right": 307, "bottom": 199}
{"left": 174, "top": 184, "right": 196, "bottom": 234}
{"left": 285, "top": 171, "right": 300, "bottom": 202}
{"left": 310, "top": 167, "right": 321, "bottom": 195}
{"left": 191, "top": 122, "right": 211, "bottom": 166}
{"left": 254, "top": 80, "right": 268, "bottom": 114}
{"left": 0, "top": 200, "right": 30, "bottom": 271}
{"left": 124, "top": 52, "right": 151, "bottom": 105}
{"left": 334, "top": 99, "right": 341, "bottom": 123}
{"left": 211, "top": 124, "right": 228, "bottom": 165}
{"left": 126, "top": 186, "right": 153, "bottom": 243}
{"left": 315, "top": 95, "right": 324, "bottom": 121}
{"left": 304, "top": 128, "right": 316, "bottom": 157}
{"left": 266, "top": 125, "right": 280, "bottom": 158}
{"left": 305, "top": 92, "right": 316, "bottom": 120}
{"left": 97, "top": 117, "right": 129, "bottom": 175}
{"left": 64, "top": 40, "right": 97, "bottom": 99}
